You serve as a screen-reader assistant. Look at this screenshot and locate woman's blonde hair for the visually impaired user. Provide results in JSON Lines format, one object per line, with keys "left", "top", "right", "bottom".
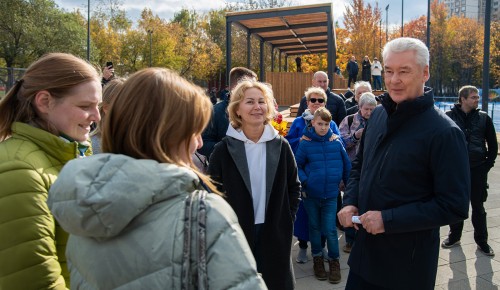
{"left": 227, "top": 80, "right": 276, "bottom": 129}
{"left": 92, "top": 78, "right": 126, "bottom": 136}
{"left": 101, "top": 68, "right": 218, "bottom": 193}
{"left": 305, "top": 87, "right": 327, "bottom": 102}
{"left": 0, "top": 53, "right": 100, "bottom": 140}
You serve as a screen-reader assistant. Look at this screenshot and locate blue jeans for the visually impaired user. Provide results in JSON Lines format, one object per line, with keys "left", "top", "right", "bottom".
{"left": 372, "top": 75, "right": 382, "bottom": 90}
{"left": 303, "top": 196, "right": 340, "bottom": 260}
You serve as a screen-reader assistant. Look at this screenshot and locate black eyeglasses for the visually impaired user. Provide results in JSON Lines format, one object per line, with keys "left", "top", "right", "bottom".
{"left": 309, "top": 98, "right": 325, "bottom": 103}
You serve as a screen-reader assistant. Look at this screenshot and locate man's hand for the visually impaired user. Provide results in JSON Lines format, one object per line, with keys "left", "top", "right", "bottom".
{"left": 300, "top": 135, "right": 311, "bottom": 142}
{"left": 354, "top": 128, "right": 364, "bottom": 139}
{"left": 103, "top": 65, "right": 114, "bottom": 80}
{"left": 360, "top": 211, "right": 385, "bottom": 235}
{"left": 329, "top": 133, "right": 339, "bottom": 141}
{"left": 338, "top": 205, "right": 359, "bottom": 230}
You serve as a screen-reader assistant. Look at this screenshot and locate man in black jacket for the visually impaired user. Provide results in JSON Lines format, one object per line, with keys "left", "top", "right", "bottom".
{"left": 338, "top": 37, "right": 470, "bottom": 290}
{"left": 296, "top": 71, "right": 346, "bottom": 126}
{"left": 442, "top": 85, "right": 498, "bottom": 256}
{"left": 346, "top": 56, "right": 359, "bottom": 89}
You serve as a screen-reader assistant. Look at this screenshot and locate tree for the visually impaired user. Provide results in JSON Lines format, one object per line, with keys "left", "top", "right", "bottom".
{"left": 0, "top": 0, "right": 86, "bottom": 88}
{"left": 343, "top": 0, "right": 382, "bottom": 61}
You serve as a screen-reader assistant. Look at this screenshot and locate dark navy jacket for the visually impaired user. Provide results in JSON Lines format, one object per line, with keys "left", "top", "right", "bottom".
{"left": 199, "top": 100, "right": 229, "bottom": 157}
{"left": 295, "top": 127, "right": 351, "bottom": 199}
{"left": 344, "top": 89, "right": 470, "bottom": 289}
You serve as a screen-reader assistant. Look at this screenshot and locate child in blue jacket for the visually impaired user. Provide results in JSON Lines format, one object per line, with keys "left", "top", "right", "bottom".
{"left": 295, "top": 107, "right": 351, "bottom": 284}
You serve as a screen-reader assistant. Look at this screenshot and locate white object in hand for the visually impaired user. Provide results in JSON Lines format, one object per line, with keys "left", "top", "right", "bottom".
{"left": 352, "top": 216, "right": 361, "bottom": 224}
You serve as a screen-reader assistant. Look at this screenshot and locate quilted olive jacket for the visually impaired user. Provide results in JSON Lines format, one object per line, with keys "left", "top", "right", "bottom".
{"left": 0, "top": 122, "right": 86, "bottom": 290}
{"left": 48, "top": 154, "right": 267, "bottom": 290}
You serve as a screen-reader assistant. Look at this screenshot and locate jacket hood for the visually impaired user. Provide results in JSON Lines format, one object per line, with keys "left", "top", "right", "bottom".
{"left": 48, "top": 154, "right": 199, "bottom": 240}
{"left": 303, "top": 126, "right": 333, "bottom": 142}
{"left": 226, "top": 123, "right": 278, "bottom": 143}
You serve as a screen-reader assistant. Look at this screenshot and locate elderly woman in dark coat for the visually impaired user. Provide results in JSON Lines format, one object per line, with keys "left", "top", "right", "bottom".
{"left": 209, "top": 80, "right": 301, "bottom": 290}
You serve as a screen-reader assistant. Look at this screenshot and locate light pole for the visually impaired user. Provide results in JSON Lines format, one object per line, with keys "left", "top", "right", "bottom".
{"left": 385, "top": 4, "right": 389, "bottom": 43}
{"left": 482, "top": 0, "right": 492, "bottom": 112}
{"left": 426, "top": 0, "right": 431, "bottom": 48}
{"left": 147, "top": 29, "right": 153, "bottom": 67}
{"left": 87, "top": 0, "right": 90, "bottom": 61}
{"left": 401, "top": 0, "right": 404, "bottom": 37}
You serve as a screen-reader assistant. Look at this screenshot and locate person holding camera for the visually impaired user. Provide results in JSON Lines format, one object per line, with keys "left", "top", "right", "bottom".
{"left": 371, "top": 57, "right": 383, "bottom": 90}
{"left": 102, "top": 61, "right": 115, "bottom": 86}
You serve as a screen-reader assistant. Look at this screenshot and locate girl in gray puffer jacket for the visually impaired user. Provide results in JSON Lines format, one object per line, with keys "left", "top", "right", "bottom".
{"left": 48, "top": 68, "right": 267, "bottom": 290}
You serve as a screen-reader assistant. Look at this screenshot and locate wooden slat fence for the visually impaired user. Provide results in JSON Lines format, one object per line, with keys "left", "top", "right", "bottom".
{"left": 265, "top": 72, "right": 349, "bottom": 106}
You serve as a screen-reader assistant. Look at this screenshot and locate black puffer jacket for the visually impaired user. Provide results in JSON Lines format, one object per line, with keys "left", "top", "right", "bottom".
{"left": 446, "top": 104, "right": 498, "bottom": 169}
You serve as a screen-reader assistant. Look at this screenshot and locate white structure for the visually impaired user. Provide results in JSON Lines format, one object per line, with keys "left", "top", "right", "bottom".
{"left": 440, "top": 0, "right": 500, "bottom": 22}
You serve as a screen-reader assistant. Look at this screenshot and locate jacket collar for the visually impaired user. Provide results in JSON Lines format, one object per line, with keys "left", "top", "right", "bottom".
{"left": 12, "top": 122, "right": 83, "bottom": 162}
{"left": 381, "top": 87, "right": 434, "bottom": 135}
{"left": 303, "top": 126, "right": 333, "bottom": 142}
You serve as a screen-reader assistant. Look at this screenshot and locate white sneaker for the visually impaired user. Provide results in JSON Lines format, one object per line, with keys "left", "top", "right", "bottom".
{"left": 296, "top": 248, "right": 308, "bottom": 263}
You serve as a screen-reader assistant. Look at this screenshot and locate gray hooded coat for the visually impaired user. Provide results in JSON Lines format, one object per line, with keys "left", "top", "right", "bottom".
{"left": 48, "top": 154, "right": 267, "bottom": 290}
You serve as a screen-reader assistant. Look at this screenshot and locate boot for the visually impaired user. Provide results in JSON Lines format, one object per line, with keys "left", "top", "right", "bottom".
{"left": 312, "top": 256, "right": 327, "bottom": 280}
{"left": 328, "top": 259, "right": 341, "bottom": 284}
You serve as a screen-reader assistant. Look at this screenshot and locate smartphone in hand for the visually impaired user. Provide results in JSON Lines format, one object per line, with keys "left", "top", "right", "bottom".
{"left": 106, "top": 61, "right": 113, "bottom": 68}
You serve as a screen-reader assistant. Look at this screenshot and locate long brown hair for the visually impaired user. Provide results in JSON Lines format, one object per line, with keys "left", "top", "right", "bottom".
{"left": 101, "top": 68, "right": 218, "bottom": 193}
{"left": 0, "top": 53, "right": 100, "bottom": 140}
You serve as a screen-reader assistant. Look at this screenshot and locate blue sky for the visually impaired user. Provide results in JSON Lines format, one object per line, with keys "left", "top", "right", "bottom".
{"left": 53, "top": 0, "right": 430, "bottom": 28}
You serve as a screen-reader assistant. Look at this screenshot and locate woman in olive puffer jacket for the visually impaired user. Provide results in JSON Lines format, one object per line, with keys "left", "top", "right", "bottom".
{"left": 0, "top": 53, "right": 102, "bottom": 289}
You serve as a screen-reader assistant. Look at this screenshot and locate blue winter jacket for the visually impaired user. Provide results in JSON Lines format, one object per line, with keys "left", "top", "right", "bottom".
{"left": 286, "top": 117, "right": 342, "bottom": 154}
{"left": 295, "top": 127, "right": 351, "bottom": 199}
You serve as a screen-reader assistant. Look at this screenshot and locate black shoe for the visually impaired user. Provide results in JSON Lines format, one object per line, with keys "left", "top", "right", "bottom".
{"left": 477, "top": 244, "right": 495, "bottom": 256}
{"left": 441, "top": 238, "right": 461, "bottom": 248}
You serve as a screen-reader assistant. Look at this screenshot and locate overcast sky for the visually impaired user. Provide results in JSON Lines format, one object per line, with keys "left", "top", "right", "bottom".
{"left": 53, "top": 0, "right": 430, "bottom": 28}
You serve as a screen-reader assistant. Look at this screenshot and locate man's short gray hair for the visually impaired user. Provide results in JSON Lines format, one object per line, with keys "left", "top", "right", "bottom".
{"left": 313, "top": 71, "right": 328, "bottom": 80}
{"left": 359, "top": 92, "right": 377, "bottom": 108}
{"left": 382, "top": 37, "right": 429, "bottom": 68}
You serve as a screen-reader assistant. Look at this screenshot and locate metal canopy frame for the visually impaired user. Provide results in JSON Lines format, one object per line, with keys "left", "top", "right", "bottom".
{"left": 225, "top": 3, "right": 337, "bottom": 88}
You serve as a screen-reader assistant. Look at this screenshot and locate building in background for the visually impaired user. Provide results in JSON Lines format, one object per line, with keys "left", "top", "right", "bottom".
{"left": 440, "top": 0, "right": 500, "bottom": 22}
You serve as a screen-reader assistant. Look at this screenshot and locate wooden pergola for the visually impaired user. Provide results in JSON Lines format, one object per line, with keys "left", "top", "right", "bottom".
{"left": 225, "top": 3, "right": 337, "bottom": 88}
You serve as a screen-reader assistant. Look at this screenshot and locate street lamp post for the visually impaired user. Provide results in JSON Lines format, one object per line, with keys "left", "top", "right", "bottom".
{"left": 385, "top": 4, "right": 389, "bottom": 43}
{"left": 426, "top": 0, "right": 431, "bottom": 48}
{"left": 87, "top": 0, "right": 90, "bottom": 61}
{"left": 147, "top": 29, "right": 153, "bottom": 67}
{"left": 401, "top": 0, "right": 404, "bottom": 37}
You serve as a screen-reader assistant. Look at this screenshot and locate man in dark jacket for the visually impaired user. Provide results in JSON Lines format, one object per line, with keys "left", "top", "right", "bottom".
{"left": 442, "top": 85, "right": 498, "bottom": 256}
{"left": 198, "top": 68, "right": 257, "bottom": 157}
{"left": 296, "top": 71, "right": 347, "bottom": 126}
{"left": 338, "top": 37, "right": 470, "bottom": 290}
{"left": 346, "top": 56, "right": 359, "bottom": 89}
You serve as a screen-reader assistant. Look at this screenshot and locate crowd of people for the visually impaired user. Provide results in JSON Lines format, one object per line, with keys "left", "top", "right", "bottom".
{"left": 0, "top": 37, "right": 497, "bottom": 290}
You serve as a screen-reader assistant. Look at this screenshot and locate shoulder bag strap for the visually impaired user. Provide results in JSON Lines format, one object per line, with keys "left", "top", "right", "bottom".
{"left": 181, "top": 190, "right": 208, "bottom": 290}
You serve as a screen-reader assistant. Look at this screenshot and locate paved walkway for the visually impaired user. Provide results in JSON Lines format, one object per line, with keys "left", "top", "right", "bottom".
{"left": 293, "top": 162, "right": 500, "bottom": 289}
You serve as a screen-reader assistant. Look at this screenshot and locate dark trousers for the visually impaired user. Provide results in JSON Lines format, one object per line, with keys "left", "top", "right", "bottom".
{"left": 348, "top": 75, "right": 357, "bottom": 88}
{"left": 298, "top": 236, "right": 326, "bottom": 249}
{"left": 448, "top": 165, "right": 489, "bottom": 245}
{"left": 346, "top": 271, "right": 391, "bottom": 290}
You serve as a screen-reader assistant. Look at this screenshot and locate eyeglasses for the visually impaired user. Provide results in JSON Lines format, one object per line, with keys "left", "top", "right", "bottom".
{"left": 309, "top": 98, "right": 325, "bottom": 103}
{"left": 468, "top": 95, "right": 480, "bottom": 100}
